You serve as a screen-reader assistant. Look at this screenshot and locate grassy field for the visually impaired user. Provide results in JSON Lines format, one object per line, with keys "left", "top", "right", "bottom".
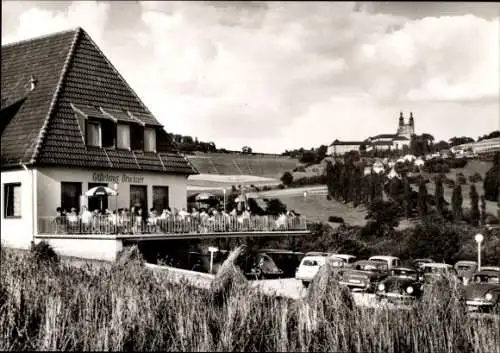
{"left": 187, "top": 152, "right": 299, "bottom": 179}
{"left": 1, "top": 245, "right": 498, "bottom": 352}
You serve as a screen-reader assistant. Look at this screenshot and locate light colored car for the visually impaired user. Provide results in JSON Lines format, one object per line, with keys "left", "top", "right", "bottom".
{"left": 331, "top": 254, "right": 357, "bottom": 267}
{"left": 295, "top": 256, "right": 329, "bottom": 288}
{"left": 368, "top": 256, "right": 401, "bottom": 271}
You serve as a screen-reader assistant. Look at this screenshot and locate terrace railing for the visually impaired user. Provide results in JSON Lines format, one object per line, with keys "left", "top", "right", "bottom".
{"left": 38, "top": 215, "right": 308, "bottom": 236}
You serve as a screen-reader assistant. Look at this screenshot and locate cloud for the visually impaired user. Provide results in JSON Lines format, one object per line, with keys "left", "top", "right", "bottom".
{"left": 2, "top": 1, "right": 498, "bottom": 152}
{"left": 1, "top": 1, "right": 110, "bottom": 45}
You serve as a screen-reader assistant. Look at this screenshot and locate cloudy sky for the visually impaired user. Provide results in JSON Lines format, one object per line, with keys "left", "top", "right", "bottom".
{"left": 2, "top": 1, "right": 499, "bottom": 153}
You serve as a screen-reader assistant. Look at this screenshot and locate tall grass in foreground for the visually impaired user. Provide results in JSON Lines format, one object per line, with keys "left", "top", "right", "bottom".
{"left": 0, "top": 245, "right": 498, "bottom": 352}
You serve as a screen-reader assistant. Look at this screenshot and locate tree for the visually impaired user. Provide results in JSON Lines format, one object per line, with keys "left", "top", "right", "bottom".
{"left": 316, "top": 145, "right": 328, "bottom": 163}
{"left": 449, "top": 136, "right": 474, "bottom": 147}
{"left": 403, "top": 176, "right": 412, "bottom": 219}
{"left": 435, "top": 174, "right": 446, "bottom": 216}
{"left": 325, "top": 161, "right": 335, "bottom": 199}
{"left": 300, "top": 150, "right": 316, "bottom": 164}
{"left": 469, "top": 184, "right": 480, "bottom": 226}
{"left": 480, "top": 195, "right": 487, "bottom": 226}
{"left": 265, "top": 198, "right": 287, "bottom": 216}
{"left": 433, "top": 140, "right": 450, "bottom": 153}
{"left": 478, "top": 130, "right": 500, "bottom": 142}
{"left": 242, "top": 146, "right": 253, "bottom": 154}
{"left": 363, "top": 200, "right": 402, "bottom": 237}
{"left": 280, "top": 171, "right": 294, "bottom": 186}
{"left": 451, "top": 184, "right": 463, "bottom": 222}
{"left": 418, "top": 178, "right": 428, "bottom": 218}
{"left": 483, "top": 152, "right": 500, "bottom": 202}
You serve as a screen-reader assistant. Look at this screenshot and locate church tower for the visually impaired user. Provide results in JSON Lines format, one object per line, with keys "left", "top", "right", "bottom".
{"left": 396, "top": 111, "right": 413, "bottom": 140}
{"left": 409, "top": 112, "right": 415, "bottom": 135}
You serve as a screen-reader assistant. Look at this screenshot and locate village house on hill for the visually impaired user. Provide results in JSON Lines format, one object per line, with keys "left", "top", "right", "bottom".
{"left": 327, "top": 112, "right": 415, "bottom": 156}
{"left": 1, "top": 27, "right": 198, "bottom": 250}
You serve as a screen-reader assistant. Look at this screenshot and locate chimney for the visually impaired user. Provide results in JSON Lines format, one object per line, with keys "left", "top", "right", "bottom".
{"left": 399, "top": 111, "right": 404, "bottom": 126}
{"left": 29, "top": 75, "right": 38, "bottom": 91}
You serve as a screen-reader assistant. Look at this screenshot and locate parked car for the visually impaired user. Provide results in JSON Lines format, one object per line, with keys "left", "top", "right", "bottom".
{"left": 412, "top": 258, "right": 434, "bottom": 269}
{"left": 295, "top": 255, "right": 336, "bottom": 287}
{"left": 330, "top": 254, "right": 357, "bottom": 267}
{"left": 454, "top": 260, "right": 478, "bottom": 285}
{"left": 339, "top": 260, "right": 389, "bottom": 293}
{"left": 239, "top": 252, "right": 284, "bottom": 280}
{"left": 420, "top": 263, "right": 458, "bottom": 284}
{"left": 368, "top": 256, "right": 401, "bottom": 270}
{"left": 305, "top": 251, "right": 331, "bottom": 257}
{"left": 376, "top": 267, "right": 424, "bottom": 303}
{"left": 257, "top": 249, "right": 304, "bottom": 278}
{"left": 464, "top": 269, "right": 500, "bottom": 313}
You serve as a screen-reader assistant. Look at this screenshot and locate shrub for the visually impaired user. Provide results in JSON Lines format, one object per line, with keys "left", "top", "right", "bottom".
{"left": 30, "top": 241, "right": 59, "bottom": 265}
{"left": 277, "top": 184, "right": 285, "bottom": 190}
{"left": 444, "top": 178, "right": 455, "bottom": 188}
{"left": 468, "top": 172, "right": 483, "bottom": 183}
{"left": 328, "top": 216, "right": 345, "bottom": 223}
{"left": 456, "top": 173, "right": 467, "bottom": 185}
{"left": 265, "top": 198, "right": 287, "bottom": 216}
{"left": 447, "top": 158, "right": 468, "bottom": 169}
{"left": 483, "top": 152, "right": 500, "bottom": 202}
{"left": 281, "top": 171, "right": 294, "bottom": 186}
{"left": 485, "top": 214, "right": 499, "bottom": 225}
{"left": 293, "top": 166, "right": 306, "bottom": 172}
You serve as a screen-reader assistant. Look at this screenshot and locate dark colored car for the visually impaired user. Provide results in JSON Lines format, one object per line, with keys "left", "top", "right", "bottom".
{"left": 464, "top": 269, "right": 500, "bottom": 313}
{"left": 376, "top": 267, "right": 424, "bottom": 303}
{"left": 258, "top": 249, "right": 305, "bottom": 278}
{"left": 412, "top": 258, "right": 434, "bottom": 270}
{"left": 238, "top": 252, "right": 284, "bottom": 280}
{"left": 339, "top": 260, "right": 389, "bottom": 293}
{"left": 454, "top": 261, "right": 478, "bottom": 285}
{"left": 420, "top": 263, "right": 458, "bottom": 284}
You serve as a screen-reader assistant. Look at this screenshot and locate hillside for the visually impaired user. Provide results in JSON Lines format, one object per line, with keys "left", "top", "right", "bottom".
{"left": 186, "top": 152, "right": 299, "bottom": 179}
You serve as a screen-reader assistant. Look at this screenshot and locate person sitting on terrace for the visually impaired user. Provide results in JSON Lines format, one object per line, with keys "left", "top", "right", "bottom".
{"left": 191, "top": 207, "right": 199, "bottom": 219}
{"left": 54, "top": 207, "right": 66, "bottom": 233}
{"left": 148, "top": 208, "right": 158, "bottom": 225}
{"left": 179, "top": 208, "right": 189, "bottom": 220}
{"left": 230, "top": 208, "right": 237, "bottom": 218}
{"left": 159, "top": 209, "right": 169, "bottom": 220}
{"left": 67, "top": 207, "right": 78, "bottom": 223}
{"left": 80, "top": 206, "right": 92, "bottom": 232}
{"left": 278, "top": 212, "right": 290, "bottom": 229}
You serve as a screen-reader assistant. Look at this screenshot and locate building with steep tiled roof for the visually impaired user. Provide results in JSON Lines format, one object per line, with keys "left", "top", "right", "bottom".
{"left": 327, "top": 112, "right": 415, "bottom": 156}
{"left": 1, "top": 28, "right": 198, "bottom": 249}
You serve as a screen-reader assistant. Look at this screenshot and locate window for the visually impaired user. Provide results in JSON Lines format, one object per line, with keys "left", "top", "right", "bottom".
{"left": 88, "top": 183, "right": 108, "bottom": 212}
{"left": 117, "top": 124, "right": 131, "bottom": 149}
{"left": 86, "top": 121, "right": 101, "bottom": 147}
{"left": 61, "top": 182, "right": 82, "bottom": 213}
{"left": 130, "top": 125, "right": 144, "bottom": 150}
{"left": 101, "top": 119, "right": 116, "bottom": 148}
{"left": 130, "top": 185, "right": 147, "bottom": 210}
{"left": 3, "top": 183, "right": 21, "bottom": 218}
{"left": 144, "top": 128, "right": 156, "bottom": 152}
{"left": 153, "top": 186, "right": 169, "bottom": 212}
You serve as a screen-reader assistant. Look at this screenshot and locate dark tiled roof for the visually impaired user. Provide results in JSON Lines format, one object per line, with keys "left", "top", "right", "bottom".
{"left": 392, "top": 136, "right": 409, "bottom": 141}
{"left": 1, "top": 28, "right": 197, "bottom": 175}
{"left": 371, "top": 134, "right": 397, "bottom": 139}
{"left": 372, "top": 141, "right": 394, "bottom": 146}
{"left": 331, "top": 141, "right": 365, "bottom": 146}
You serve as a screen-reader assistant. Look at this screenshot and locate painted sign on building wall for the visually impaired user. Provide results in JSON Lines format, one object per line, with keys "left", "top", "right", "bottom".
{"left": 91, "top": 172, "right": 145, "bottom": 184}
